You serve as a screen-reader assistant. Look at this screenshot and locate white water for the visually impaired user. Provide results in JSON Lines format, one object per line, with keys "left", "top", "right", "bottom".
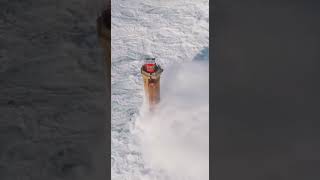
{"left": 111, "top": 0, "right": 209, "bottom": 179}
{"left": 135, "top": 61, "right": 209, "bottom": 180}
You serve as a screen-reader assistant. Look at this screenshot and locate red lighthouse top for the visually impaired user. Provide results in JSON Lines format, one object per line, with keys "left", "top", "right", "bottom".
{"left": 144, "top": 57, "right": 157, "bottom": 73}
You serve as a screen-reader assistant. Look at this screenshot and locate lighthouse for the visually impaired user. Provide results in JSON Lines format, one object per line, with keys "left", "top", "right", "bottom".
{"left": 97, "top": 9, "right": 110, "bottom": 65}
{"left": 96, "top": 7, "right": 111, "bottom": 92}
{"left": 141, "top": 57, "right": 163, "bottom": 108}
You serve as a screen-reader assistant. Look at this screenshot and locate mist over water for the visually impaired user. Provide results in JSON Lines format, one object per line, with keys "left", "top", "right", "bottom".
{"left": 134, "top": 60, "right": 209, "bottom": 180}
{"left": 111, "top": 0, "right": 208, "bottom": 178}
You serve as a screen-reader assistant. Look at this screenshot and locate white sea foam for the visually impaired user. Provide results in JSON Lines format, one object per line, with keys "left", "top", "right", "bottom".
{"left": 134, "top": 61, "right": 209, "bottom": 180}
{"left": 111, "top": 0, "right": 209, "bottom": 179}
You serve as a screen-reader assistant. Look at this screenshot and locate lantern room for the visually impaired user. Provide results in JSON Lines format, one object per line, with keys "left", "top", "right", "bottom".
{"left": 143, "top": 57, "right": 157, "bottom": 73}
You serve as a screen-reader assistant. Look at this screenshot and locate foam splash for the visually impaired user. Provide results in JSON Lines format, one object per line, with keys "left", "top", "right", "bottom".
{"left": 134, "top": 60, "right": 209, "bottom": 180}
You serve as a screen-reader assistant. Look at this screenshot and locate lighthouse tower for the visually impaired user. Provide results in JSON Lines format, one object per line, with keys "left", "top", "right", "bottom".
{"left": 97, "top": 9, "right": 111, "bottom": 64}
{"left": 96, "top": 8, "right": 111, "bottom": 92}
{"left": 141, "top": 57, "right": 163, "bottom": 108}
